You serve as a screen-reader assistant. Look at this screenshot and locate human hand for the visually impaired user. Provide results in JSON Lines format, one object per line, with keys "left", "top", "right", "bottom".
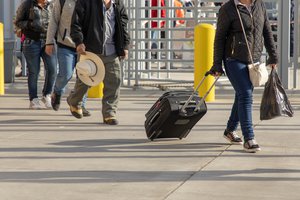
{"left": 120, "top": 49, "right": 128, "bottom": 60}
{"left": 207, "top": 65, "right": 224, "bottom": 77}
{"left": 45, "top": 44, "right": 54, "bottom": 56}
{"left": 15, "top": 29, "right": 22, "bottom": 38}
{"left": 269, "top": 64, "right": 277, "bottom": 69}
{"left": 76, "top": 43, "right": 86, "bottom": 55}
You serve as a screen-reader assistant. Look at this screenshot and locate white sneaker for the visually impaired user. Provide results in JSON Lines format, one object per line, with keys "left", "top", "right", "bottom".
{"left": 29, "top": 98, "right": 44, "bottom": 109}
{"left": 41, "top": 94, "right": 52, "bottom": 109}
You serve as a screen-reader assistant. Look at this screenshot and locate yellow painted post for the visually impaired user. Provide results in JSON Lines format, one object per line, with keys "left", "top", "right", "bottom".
{"left": 194, "top": 23, "right": 215, "bottom": 101}
{"left": 0, "top": 23, "right": 4, "bottom": 95}
{"left": 87, "top": 82, "right": 104, "bottom": 98}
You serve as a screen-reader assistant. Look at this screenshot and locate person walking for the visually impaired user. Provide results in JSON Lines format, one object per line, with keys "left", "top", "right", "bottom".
{"left": 67, "top": 0, "right": 130, "bottom": 125}
{"left": 15, "top": 0, "right": 57, "bottom": 109}
{"left": 173, "top": 0, "right": 185, "bottom": 27}
{"left": 45, "top": 0, "right": 91, "bottom": 116}
{"left": 150, "top": 0, "right": 166, "bottom": 58}
{"left": 209, "top": 0, "right": 278, "bottom": 153}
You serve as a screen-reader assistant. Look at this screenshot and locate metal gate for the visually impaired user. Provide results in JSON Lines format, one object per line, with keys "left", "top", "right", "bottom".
{"left": 122, "top": 0, "right": 299, "bottom": 89}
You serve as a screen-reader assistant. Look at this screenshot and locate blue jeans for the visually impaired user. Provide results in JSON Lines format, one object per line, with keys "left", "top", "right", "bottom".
{"left": 151, "top": 31, "right": 158, "bottom": 49}
{"left": 224, "top": 58, "right": 254, "bottom": 141}
{"left": 23, "top": 39, "right": 57, "bottom": 101}
{"left": 55, "top": 47, "right": 87, "bottom": 107}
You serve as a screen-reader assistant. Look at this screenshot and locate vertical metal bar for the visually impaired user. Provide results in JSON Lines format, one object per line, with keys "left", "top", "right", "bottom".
{"left": 0, "top": 1, "right": 4, "bottom": 23}
{"left": 134, "top": 0, "right": 140, "bottom": 87}
{"left": 157, "top": 0, "right": 164, "bottom": 79}
{"left": 126, "top": 0, "right": 132, "bottom": 87}
{"left": 279, "top": 0, "right": 291, "bottom": 88}
{"left": 292, "top": 0, "right": 299, "bottom": 88}
{"left": 165, "top": 0, "right": 172, "bottom": 78}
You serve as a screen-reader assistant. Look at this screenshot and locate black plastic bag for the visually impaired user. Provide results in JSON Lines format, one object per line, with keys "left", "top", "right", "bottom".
{"left": 260, "top": 68, "right": 294, "bottom": 120}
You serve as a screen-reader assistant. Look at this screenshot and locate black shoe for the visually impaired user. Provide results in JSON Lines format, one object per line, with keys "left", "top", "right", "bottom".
{"left": 223, "top": 129, "right": 243, "bottom": 145}
{"left": 82, "top": 106, "right": 91, "bottom": 117}
{"left": 51, "top": 93, "right": 61, "bottom": 111}
{"left": 244, "top": 139, "right": 261, "bottom": 153}
{"left": 67, "top": 97, "right": 83, "bottom": 119}
{"left": 104, "top": 118, "right": 119, "bottom": 125}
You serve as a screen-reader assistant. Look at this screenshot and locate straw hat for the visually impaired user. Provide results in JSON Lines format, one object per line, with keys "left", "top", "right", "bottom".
{"left": 76, "top": 51, "right": 105, "bottom": 86}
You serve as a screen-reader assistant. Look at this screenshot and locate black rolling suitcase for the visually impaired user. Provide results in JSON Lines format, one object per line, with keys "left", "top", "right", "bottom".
{"left": 144, "top": 75, "right": 219, "bottom": 140}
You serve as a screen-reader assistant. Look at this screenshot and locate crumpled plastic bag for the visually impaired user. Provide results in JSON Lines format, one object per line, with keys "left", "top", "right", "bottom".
{"left": 260, "top": 68, "right": 294, "bottom": 120}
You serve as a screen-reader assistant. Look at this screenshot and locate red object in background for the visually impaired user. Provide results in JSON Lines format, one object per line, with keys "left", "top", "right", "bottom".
{"left": 151, "top": 0, "right": 166, "bottom": 28}
{"left": 21, "top": 34, "right": 26, "bottom": 43}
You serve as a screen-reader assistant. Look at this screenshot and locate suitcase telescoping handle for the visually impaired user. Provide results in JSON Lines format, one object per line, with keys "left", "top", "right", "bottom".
{"left": 180, "top": 72, "right": 219, "bottom": 114}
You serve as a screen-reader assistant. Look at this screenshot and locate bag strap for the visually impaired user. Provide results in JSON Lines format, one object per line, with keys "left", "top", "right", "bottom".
{"left": 235, "top": 4, "right": 254, "bottom": 65}
{"left": 59, "top": 0, "right": 66, "bottom": 14}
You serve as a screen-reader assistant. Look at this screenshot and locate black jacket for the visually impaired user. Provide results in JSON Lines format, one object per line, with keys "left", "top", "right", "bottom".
{"left": 212, "top": 0, "right": 278, "bottom": 73}
{"left": 15, "top": 0, "right": 51, "bottom": 41}
{"left": 71, "top": 0, "right": 130, "bottom": 56}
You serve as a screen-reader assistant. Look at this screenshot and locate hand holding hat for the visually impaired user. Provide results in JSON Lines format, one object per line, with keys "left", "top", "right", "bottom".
{"left": 76, "top": 51, "right": 105, "bottom": 86}
{"left": 76, "top": 43, "right": 86, "bottom": 55}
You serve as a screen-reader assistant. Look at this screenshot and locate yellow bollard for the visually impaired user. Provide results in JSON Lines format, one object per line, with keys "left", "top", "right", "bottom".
{"left": 0, "top": 23, "right": 4, "bottom": 95}
{"left": 87, "top": 82, "right": 104, "bottom": 98}
{"left": 194, "top": 23, "right": 215, "bottom": 102}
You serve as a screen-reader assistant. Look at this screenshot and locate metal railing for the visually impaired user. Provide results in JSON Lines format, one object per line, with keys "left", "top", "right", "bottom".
{"left": 123, "top": 0, "right": 300, "bottom": 89}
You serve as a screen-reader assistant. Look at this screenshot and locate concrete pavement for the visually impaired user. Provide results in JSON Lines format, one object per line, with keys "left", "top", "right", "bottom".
{"left": 0, "top": 78, "right": 300, "bottom": 200}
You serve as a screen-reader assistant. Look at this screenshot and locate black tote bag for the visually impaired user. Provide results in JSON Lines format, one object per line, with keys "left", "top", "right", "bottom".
{"left": 260, "top": 68, "right": 294, "bottom": 120}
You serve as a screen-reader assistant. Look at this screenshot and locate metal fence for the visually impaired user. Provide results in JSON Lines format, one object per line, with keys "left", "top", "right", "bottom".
{"left": 1, "top": 0, "right": 298, "bottom": 89}
{"left": 123, "top": 0, "right": 300, "bottom": 89}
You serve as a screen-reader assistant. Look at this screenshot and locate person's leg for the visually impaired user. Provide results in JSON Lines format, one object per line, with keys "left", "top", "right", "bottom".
{"left": 41, "top": 45, "right": 57, "bottom": 108}
{"left": 223, "top": 92, "right": 243, "bottom": 145}
{"left": 51, "top": 47, "right": 77, "bottom": 110}
{"left": 82, "top": 94, "right": 87, "bottom": 107}
{"left": 22, "top": 39, "right": 41, "bottom": 102}
{"left": 41, "top": 46, "right": 57, "bottom": 97}
{"left": 224, "top": 58, "right": 254, "bottom": 141}
{"left": 151, "top": 30, "right": 158, "bottom": 49}
{"left": 151, "top": 31, "right": 158, "bottom": 59}
{"left": 71, "top": 60, "right": 90, "bottom": 116}
{"left": 226, "top": 92, "right": 239, "bottom": 132}
{"left": 67, "top": 77, "right": 89, "bottom": 119}
{"left": 54, "top": 47, "right": 77, "bottom": 95}
{"left": 100, "top": 54, "right": 121, "bottom": 124}
{"left": 81, "top": 93, "right": 91, "bottom": 117}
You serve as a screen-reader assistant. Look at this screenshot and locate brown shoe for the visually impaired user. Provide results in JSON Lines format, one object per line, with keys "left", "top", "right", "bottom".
{"left": 67, "top": 97, "right": 83, "bottom": 119}
{"left": 104, "top": 118, "right": 119, "bottom": 125}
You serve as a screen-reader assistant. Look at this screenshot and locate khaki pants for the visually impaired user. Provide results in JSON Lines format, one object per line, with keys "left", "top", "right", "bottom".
{"left": 68, "top": 54, "right": 121, "bottom": 119}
